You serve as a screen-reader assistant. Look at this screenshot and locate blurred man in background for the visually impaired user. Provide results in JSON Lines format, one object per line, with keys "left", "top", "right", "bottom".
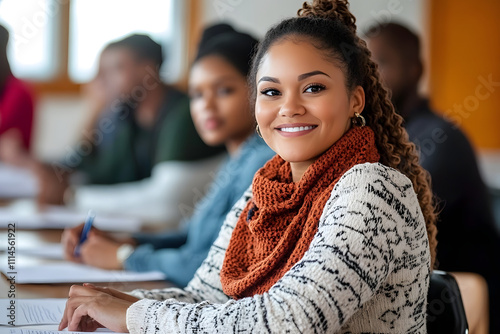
{"left": 366, "top": 22, "right": 500, "bottom": 333}
{"left": 0, "top": 23, "right": 34, "bottom": 168}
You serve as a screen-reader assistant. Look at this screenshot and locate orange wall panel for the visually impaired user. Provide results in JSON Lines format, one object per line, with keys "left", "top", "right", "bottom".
{"left": 429, "top": 0, "right": 500, "bottom": 149}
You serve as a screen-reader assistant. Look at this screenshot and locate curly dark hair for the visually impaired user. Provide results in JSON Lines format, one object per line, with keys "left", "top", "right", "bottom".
{"left": 249, "top": 0, "right": 437, "bottom": 267}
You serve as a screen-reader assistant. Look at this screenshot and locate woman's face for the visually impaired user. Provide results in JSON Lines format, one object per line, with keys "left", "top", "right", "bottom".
{"left": 255, "top": 39, "right": 365, "bottom": 163}
{"left": 189, "top": 55, "right": 254, "bottom": 148}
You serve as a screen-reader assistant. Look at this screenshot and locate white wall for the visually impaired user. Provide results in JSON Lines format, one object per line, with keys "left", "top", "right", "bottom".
{"left": 349, "top": 0, "right": 425, "bottom": 35}
{"left": 33, "top": 94, "right": 90, "bottom": 160}
{"left": 198, "top": 1, "right": 500, "bottom": 194}
{"left": 200, "top": 0, "right": 429, "bottom": 92}
{"left": 202, "top": 0, "right": 305, "bottom": 37}
{"left": 201, "top": 0, "right": 426, "bottom": 38}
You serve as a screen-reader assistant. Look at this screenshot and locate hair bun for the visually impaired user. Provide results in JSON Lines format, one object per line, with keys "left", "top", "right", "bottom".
{"left": 194, "top": 23, "right": 258, "bottom": 77}
{"left": 198, "top": 23, "right": 236, "bottom": 49}
{"left": 298, "top": 0, "right": 357, "bottom": 34}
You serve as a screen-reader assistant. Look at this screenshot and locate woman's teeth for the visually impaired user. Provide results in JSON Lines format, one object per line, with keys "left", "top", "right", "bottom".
{"left": 280, "top": 126, "right": 315, "bottom": 133}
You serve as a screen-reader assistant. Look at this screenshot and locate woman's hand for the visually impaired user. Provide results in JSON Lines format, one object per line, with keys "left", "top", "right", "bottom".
{"left": 62, "top": 226, "right": 125, "bottom": 269}
{"left": 79, "top": 231, "right": 123, "bottom": 270}
{"left": 0, "top": 128, "right": 33, "bottom": 168}
{"left": 82, "top": 283, "right": 141, "bottom": 303}
{"left": 34, "top": 162, "right": 69, "bottom": 206}
{"left": 61, "top": 225, "right": 111, "bottom": 260}
{"left": 59, "top": 284, "right": 139, "bottom": 332}
{"left": 61, "top": 223, "right": 87, "bottom": 262}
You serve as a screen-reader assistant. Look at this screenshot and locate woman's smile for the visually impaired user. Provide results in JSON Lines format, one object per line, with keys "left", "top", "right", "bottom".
{"left": 275, "top": 123, "right": 318, "bottom": 137}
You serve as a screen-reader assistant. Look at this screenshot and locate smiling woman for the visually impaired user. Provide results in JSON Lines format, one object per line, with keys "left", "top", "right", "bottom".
{"left": 255, "top": 43, "right": 365, "bottom": 181}
{"left": 58, "top": 1, "right": 438, "bottom": 333}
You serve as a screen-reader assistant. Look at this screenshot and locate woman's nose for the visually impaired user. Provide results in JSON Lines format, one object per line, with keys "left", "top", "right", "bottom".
{"left": 278, "top": 95, "right": 306, "bottom": 117}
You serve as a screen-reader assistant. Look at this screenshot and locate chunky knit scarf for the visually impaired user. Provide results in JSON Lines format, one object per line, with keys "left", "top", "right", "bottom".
{"left": 220, "top": 126, "right": 380, "bottom": 299}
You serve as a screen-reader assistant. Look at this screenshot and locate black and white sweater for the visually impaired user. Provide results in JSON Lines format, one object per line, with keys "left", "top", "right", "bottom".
{"left": 126, "top": 163, "right": 431, "bottom": 333}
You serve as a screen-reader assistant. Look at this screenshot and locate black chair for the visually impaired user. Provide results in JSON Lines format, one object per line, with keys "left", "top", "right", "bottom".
{"left": 427, "top": 271, "right": 469, "bottom": 334}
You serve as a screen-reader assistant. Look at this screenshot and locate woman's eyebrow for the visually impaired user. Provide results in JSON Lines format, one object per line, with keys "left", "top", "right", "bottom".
{"left": 214, "top": 75, "right": 240, "bottom": 84}
{"left": 258, "top": 76, "right": 280, "bottom": 84}
{"left": 258, "top": 71, "right": 329, "bottom": 84}
{"left": 298, "top": 70, "right": 330, "bottom": 81}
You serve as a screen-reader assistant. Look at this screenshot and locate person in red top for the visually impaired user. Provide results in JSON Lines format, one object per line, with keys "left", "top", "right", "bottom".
{"left": 0, "top": 23, "right": 34, "bottom": 167}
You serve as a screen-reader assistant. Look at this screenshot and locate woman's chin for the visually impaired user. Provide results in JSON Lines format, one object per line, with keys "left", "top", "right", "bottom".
{"left": 274, "top": 144, "right": 330, "bottom": 164}
{"left": 199, "top": 134, "right": 226, "bottom": 148}
{"left": 277, "top": 151, "right": 317, "bottom": 164}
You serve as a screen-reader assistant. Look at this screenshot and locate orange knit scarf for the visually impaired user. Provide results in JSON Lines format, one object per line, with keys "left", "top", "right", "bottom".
{"left": 220, "top": 126, "right": 380, "bottom": 299}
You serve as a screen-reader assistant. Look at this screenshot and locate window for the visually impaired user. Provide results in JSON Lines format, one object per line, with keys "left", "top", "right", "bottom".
{"left": 0, "top": 0, "right": 187, "bottom": 84}
{"left": 69, "top": 0, "right": 183, "bottom": 83}
{"left": 0, "top": 0, "right": 59, "bottom": 80}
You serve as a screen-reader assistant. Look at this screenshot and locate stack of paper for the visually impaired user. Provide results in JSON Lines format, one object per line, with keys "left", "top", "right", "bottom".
{"left": 0, "top": 298, "right": 126, "bottom": 333}
{"left": 13, "top": 244, "right": 64, "bottom": 260}
{"left": 0, "top": 200, "right": 143, "bottom": 232}
{"left": 6, "top": 330, "right": 125, "bottom": 334}
{"left": 0, "top": 164, "right": 38, "bottom": 198}
{"left": 6, "top": 330, "right": 126, "bottom": 334}
{"left": 0, "top": 262, "right": 165, "bottom": 284}
{"left": 0, "top": 299, "right": 65, "bottom": 326}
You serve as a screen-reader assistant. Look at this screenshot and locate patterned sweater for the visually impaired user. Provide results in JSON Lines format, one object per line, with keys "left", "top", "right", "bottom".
{"left": 126, "top": 163, "right": 431, "bottom": 333}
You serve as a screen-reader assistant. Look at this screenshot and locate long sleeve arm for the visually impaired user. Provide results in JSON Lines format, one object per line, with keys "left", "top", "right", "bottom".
{"left": 123, "top": 235, "right": 214, "bottom": 287}
{"left": 132, "top": 230, "right": 188, "bottom": 250}
{"left": 126, "top": 163, "right": 429, "bottom": 333}
{"left": 73, "top": 155, "right": 224, "bottom": 226}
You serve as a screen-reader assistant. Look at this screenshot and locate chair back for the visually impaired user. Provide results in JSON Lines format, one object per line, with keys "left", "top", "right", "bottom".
{"left": 427, "top": 270, "right": 469, "bottom": 334}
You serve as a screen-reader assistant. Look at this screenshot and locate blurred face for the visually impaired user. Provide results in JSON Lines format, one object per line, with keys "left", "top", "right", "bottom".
{"left": 366, "top": 34, "right": 413, "bottom": 103}
{"left": 255, "top": 39, "right": 364, "bottom": 164}
{"left": 98, "top": 47, "right": 151, "bottom": 98}
{"left": 189, "top": 55, "right": 255, "bottom": 148}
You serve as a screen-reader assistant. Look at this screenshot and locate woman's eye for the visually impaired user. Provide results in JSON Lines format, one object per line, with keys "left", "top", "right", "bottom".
{"left": 304, "top": 84, "right": 326, "bottom": 94}
{"left": 217, "top": 87, "right": 235, "bottom": 96}
{"left": 189, "top": 91, "right": 202, "bottom": 100}
{"left": 260, "top": 88, "right": 281, "bottom": 97}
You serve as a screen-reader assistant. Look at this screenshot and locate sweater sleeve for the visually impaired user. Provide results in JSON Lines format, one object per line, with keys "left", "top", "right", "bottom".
{"left": 126, "top": 163, "right": 426, "bottom": 333}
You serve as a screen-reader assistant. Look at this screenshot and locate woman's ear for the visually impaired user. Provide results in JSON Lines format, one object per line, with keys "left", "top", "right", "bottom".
{"left": 349, "top": 86, "right": 365, "bottom": 117}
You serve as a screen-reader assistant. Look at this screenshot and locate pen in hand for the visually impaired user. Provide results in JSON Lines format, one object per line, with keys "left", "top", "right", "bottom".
{"left": 74, "top": 210, "right": 96, "bottom": 257}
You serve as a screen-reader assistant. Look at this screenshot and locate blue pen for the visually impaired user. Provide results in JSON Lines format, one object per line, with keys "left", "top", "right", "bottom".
{"left": 74, "top": 210, "right": 96, "bottom": 257}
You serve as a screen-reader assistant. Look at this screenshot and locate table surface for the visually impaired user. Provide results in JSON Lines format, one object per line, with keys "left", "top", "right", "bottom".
{"left": 0, "top": 229, "right": 171, "bottom": 298}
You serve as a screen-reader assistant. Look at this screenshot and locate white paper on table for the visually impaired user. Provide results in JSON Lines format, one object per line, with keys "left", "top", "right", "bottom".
{"left": 0, "top": 299, "right": 125, "bottom": 333}
{"left": 5, "top": 327, "right": 125, "bottom": 333}
{"left": 16, "top": 244, "right": 63, "bottom": 260}
{"left": 0, "top": 241, "right": 63, "bottom": 260}
{"left": 0, "top": 201, "right": 142, "bottom": 233}
{"left": 0, "top": 163, "right": 38, "bottom": 199}
{"left": 0, "top": 262, "right": 165, "bottom": 284}
{"left": 0, "top": 299, "right": 66, "bottom": 326}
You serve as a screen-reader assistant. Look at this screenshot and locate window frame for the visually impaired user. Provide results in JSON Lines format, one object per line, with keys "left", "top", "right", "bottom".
{"left": 30, "top": 0, "right": 197, "bottom": 95}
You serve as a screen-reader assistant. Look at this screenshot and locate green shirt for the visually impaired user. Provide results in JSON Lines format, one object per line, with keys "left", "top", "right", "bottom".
{"left": 73, "top": 86, "right": 223, "bottom": 184}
